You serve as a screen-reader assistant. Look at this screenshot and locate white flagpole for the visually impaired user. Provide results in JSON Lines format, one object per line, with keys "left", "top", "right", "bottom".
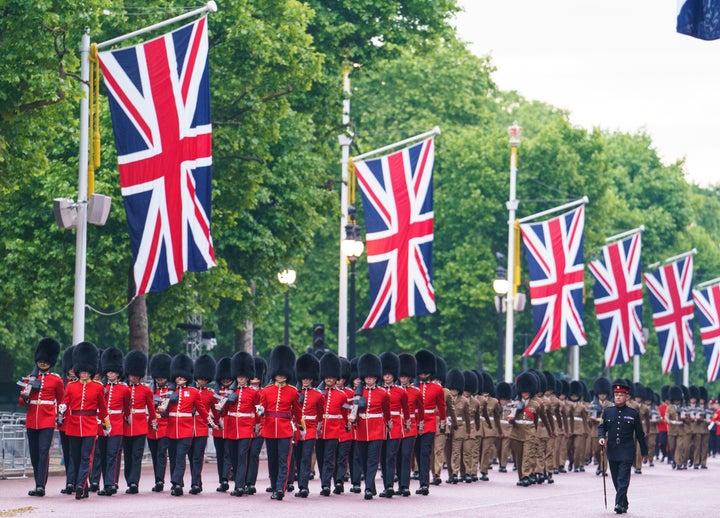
{"left": 647, "top": 248, "right": 697, "bottom": 270}
{"left": 697, "top": 276, "right": 720, "bottom": 289}
{"left": 351, "top": 127, "right": 441, "bottom": 162}
{"left": 605, "top": 225, "right": 645, "bottom": 244}
{"left": 337, "top": 69, "right": 352, "bottom": 358}
{"left": 517, "top": 196, "right": 589, "bottom": 224}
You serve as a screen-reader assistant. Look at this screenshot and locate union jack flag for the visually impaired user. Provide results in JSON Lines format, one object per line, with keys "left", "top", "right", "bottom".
{"left": 692, "top": 284, "right": 720, "bottom": 382}
{"left": 520, "top": 206, "right": 586, "bottom": 356}
{"left": 98, "top": 16, "right": 215, "bottom": 296}
{"left": 355, "top": 137, "right": 435, "bottom": 328}
{"left": 588, "top": 234, "right": 645, "bottom": 367}
{"left": 643, "top": 257, "right": 695, "bottom": 373}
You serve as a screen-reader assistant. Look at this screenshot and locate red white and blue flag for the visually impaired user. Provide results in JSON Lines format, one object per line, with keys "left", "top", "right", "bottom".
{"left": 692, "top": 284, "right": 720, "bottom": 382}
{"left": 520, "top": 206, "right": 586, "bottom": 356}
{"left": 355, "top": 137, "right": 435, "bottom": 328}
{"left": 588, "top": 234, "right": 645, "bottom": 367}
{"left": 643, "top": 257, "right": 695, "bottom": 373}
{"left": 98, "top": 16, "right": 215, "bottom": 296}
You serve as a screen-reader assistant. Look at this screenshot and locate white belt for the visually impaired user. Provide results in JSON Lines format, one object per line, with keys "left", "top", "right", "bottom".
{"left": 362, "top": 413, "right": 384, "bottom": 419}
{"left": 515, "top": 419, "right": 534, "bottom": 425}
{"left": 303, "top": 415, "right": 317, "bottom": 420}
{"left": 573, "top": 417, "right": 583, "bottom": 421}
{"left": 131, "top": 408, "right": 147, "bottom": 414}
{"left": 500, "top": 420, "right": 509, "bottom": 425}
{"left": 29, "top": 400, "right": 55, "bottom": 405}
{"left": 410, "top": 413, "right": 416, "bottom": 418}
{"left": 324, "top": 414, "right": 343, "bottom": 419}
{"left": 669, "top": 420, "right": 684, "bottom": 425}
{"left": 169, "top": 412, "right": 193, "bottom": 417}
{"left": 228, "top": 412, "right": 254, "bottom": 418}
{"left": 390, "top": 411, "right": 402, "bottom": 416}
{"left": 456, "top": 417, "right": 463, "bottom": 422}
{"left": 108, "top": 409, "right": 123, "bottom": 415}
{"left": 424, "top": 409, "right": 436, "bottom": 414}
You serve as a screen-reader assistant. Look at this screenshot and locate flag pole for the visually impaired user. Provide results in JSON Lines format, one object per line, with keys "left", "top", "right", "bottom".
{"left": 337, "top": 67, "right": 352, "bottom": 358}
{"left": 96, "top": 1, "right": 218, "bottom": 49}
{"left": 647, "top": 248, "right": 697, "bottom": 270}
{"left": 517, "top": 196, "right": 589, "bottom": 224}
{"left": 697, "top": 276, "right": 720, "bottom": 289}
{"left": 605, "top": 225, "right": 645, "bottom": 244}
{"left": 351, "top": 127, "right": 441, "bottom": 162}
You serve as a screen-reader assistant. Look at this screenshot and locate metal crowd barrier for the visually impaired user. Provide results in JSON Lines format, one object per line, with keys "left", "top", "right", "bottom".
{"left": 1, "top": 423, "right": 28, "bottom": 479}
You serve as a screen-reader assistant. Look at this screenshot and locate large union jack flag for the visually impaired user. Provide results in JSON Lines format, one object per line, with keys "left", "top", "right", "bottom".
{"left": 355, "top": 137, "right": 435, "bottom": 328}
{"left": 520, "top": 206, "right": 586, "bottom": 356}
{"left": 588, "top": 234, "right": 645, "bottom": 367}
{"left": 692, "top": 284, "right": 720, "bottom": 382}
{"left": 643, "top": 257, "right": 695, "bottom": 373}
{"left": 98, "top": 16, "right": 215, "bottom": 296}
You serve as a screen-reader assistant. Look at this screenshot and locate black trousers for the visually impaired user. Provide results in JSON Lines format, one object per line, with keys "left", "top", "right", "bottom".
{"left": 213, "top": 436, "right": 231, "bottom": 483}
{"left": 103, "top": 435, "right": 123, "bottom": 487}
{"left": 227, "top": 438, "right": 251, "bottom": 490}
{"left": 317, "top": 438, "right": 338, "bottom": 489}
{"left": 26, "top": 427, "right": 54, "bottom": 489}
{"left": 397, "top": 436, "right": 416, "bottom": 489}
{"left": 350, "top": 441, "right": 363, "bottom": 486}
{"left": 609, "top": 459, "right": 633, "bottom": 508}
{"left": 246, "top": 436, "right": 264, "bottom": 487}
{"left": 414, "top": 432, "right": 435, "bottom": 488}
{"left": 294, "top": 439, "right": 316, "bottom": 490}
{"left": 266, "top": 437, "right": 292, "bottom": 492}
{"left": 189, "top": 435, "right": 208, "bottom": 488}
{"left": 69, "top": 435, "right": 96, "bottom": 490}
{"left": 123, "top": 435, "right": 146, "bottom": 486}
{"left": 170, "top": 437, "right": 193, "bottom": 487}
{"left": 90, "top": 435, "right": 104, "bottom": 486}
{"left": 334, "top": 439, "right": 351, "bottom": 485}
{"left": 381, "top": 438, "right": 401, "bottom": 489}
{"left": 59, "top": 430, "right": 75, "bottom": 487}
{"left": 148, "top": 436, "right": 169, "bottom": 484}
{"left": 357, "top": 440, "right": 382, "bottom": 493}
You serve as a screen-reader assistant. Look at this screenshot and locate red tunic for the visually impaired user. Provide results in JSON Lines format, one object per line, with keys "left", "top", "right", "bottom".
{"left": 19, "top": 372, "right": 64, "bottom": 430}
{"left": 104, "top": 382, "right": 131, "bottom": 437}
{"left": 260, "top": 383, "right": 302, "bottom": 439}
{"left": 166, "top": 386, "right": 210, "bottom": 440}
{"left": 124, "top": 383, "right": 157, "bottom": 436}
{"left": 223, "top": 385, "right": 261, "bottom": 440}
{"left": 212, "top": 385, "right": 235, "bottom": 439}
{"left": 382, "top": 384, "right": 410, "bottom": 440}
{"left": 401, "top": 384, "right": 424, "bottom": 437}
{"left": 148, "top": 385, "right": 170, "bottom": 440}
{"left": 194, "top": 386, "right": 215, "bottom": 437}
{"left": 251, "top": 386, "right": 263, "bottom": 438}
{"left": 340, "top": 386, "right": 355, "bottom": 442}
{"left": 355, "top": 386, "right": 391, "bottom": 442}
{"left": 320, "top": 387, "right": 348, "bottom": 440}
{"left": 297, "top": 387, "right": 325, "bottom": 441}
{"left": 419, "top": 381, "right": 446, "bottom": 434}
{"left": 62, "top": 380, "right": 109, "bottom": 437}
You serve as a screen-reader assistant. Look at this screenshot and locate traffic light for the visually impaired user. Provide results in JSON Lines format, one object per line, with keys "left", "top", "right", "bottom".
{"left": 312, "top": 323, "right": 326, "bottom": 358}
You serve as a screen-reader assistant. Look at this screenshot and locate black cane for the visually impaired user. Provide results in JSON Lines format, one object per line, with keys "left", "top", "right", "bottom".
{"left": 600, "top": 443, "right": 607, "bottom": 510}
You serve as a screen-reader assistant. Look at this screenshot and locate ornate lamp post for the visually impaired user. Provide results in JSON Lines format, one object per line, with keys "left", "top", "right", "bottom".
{"left": 277, "top": 268, "right": 297, "bottom": 346}
{"left": 493, "top": 253, "right": 510, "bottom": 380}
{"left": 341, "top": 206, "right": 364, "bottom": 359}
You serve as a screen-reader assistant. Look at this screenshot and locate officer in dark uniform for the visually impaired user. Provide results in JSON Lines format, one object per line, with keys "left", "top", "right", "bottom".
{"left": 598, "top": 379, "right": 648, "bottom": 515}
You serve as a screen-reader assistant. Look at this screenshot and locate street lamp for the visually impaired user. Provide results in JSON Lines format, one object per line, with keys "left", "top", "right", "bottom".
{"left": 504, "top": 121, "right": 521, "bottom": 382}
{"left": 277, "top": 269, "right": 297, "bottom": 346}
{"left": 493, "top": 253, "right": 509, "bottom": 381}
{"left": 341, "top": 205, "right": 364, "bottom": 359}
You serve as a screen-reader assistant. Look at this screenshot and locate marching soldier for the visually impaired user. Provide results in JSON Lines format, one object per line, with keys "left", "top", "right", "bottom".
{"left": 557, "top": 380, "right": 571, "bottom": 473}
{"left": 687, "top": 386, "right": 703, "bottom": 469}
{"left": 445, "top": 368, "right": 470, "bottom": 484}
{"left": 496, "top": 381, "right": 514, "bottom": 473}
{"left": 60, "top": 341, "right": 110, "bottom": 499}
{"left": 644, "top": 387, "right": 659, "bottom": 467}
{"left": 630, "top": 382, "right": 650, "bottom": 474}
{"left": 148, "top": 353, "right": 172, "bottom": 492}
{"left": 59, "top": 346, "right": 77, "bottom": 495}
{"left": 463, "top": 371, "right": 481, "bottom": 482}
{"left": 189, "top": 354, "right": 216, "bottom": 494}
{"left": 379, "top": 352, "right": 409, "bottom": 498}
{"left": 590, "top": 377, "right": 613, "bottom": 476}
{"left": 478, "top": 371, "right": 501, "bottom": 482}
{"left": 294, "top": 353, "right": 324, "bottom": 498}
{"left": 261, "top": 345, "right": 303, "bottom": 501}
{"left": 543, "top": 371, "right": 563, "bottom": 482}
{"left": 122, "top": 349, "right": 157, "bottom": 494}
{"left": 333, "top": 356, "right": 354, "bottom": 494}
{"left": 697, "top": 386, "right": 710, "bottom": 469}
{"left": 211, "top": 356, "right": 233, "bottom": 492}
{"left": 397, "top": 353, "right": 423, "bottom": 496}
{"left": 18, "top": 337, "right": 63, "bottom": 497}
{"left": 568, "top": 380, "right": 588, "bottom": 473}
{"left": 245, "top": 355, "right": 267, "bottom": 495}
{"left": 666, "top": 386, "right": 685, "bottom": 469}
{"left": 598, "top": 379, "right": 648, "bottom": 515}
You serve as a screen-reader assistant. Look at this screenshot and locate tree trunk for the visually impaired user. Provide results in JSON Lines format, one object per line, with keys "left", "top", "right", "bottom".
{"left": 127, "top": 267, "right": 149, "bottom": 355}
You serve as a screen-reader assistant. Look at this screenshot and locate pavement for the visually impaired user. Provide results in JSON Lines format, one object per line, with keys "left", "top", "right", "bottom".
{"left": 1, "top": 456, "right": 716, "bottom": 517}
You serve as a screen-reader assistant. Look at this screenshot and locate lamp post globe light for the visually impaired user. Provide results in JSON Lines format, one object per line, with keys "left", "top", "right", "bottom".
{"left": 342, "top": 205, "right": 364, "bottom": 359}
{"left": 277, "top": 269, "right": 296, "bottom": 347}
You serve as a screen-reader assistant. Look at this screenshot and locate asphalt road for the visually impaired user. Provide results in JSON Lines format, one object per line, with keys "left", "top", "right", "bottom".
{"left": 1, "top": 456, "right": 716, "bottom": 517}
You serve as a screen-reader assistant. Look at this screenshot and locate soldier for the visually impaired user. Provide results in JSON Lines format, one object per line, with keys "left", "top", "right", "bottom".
{"left": 557, "top": 379, "right": 571, "bottom": 473}
{"left": 478, "top": 371, "right": 501, "bottom": 482}
{"left": 496, "top": 381, "right": 514, "bottom": 473}
{"left": 18, "top": 337, "right": 63, "bottom": 497}
{"left": 445, "top": 368, "right": 469, "bottom": 484}
{"left": 245, "top": 355, "right": 267, "bottom": 495}
{"left": 567, "top": 380, "right": 588, "bottom": 473}
{"left": 148, "top": 353, "right": 172, "bottom": 492}
{"left": 414, "top": 349, "right": 448, "bottom": 495}
{"left": 262, "top": 345, "right": 303, "bottom": 501}
{"left": 211, "top": 357, "right": 233, "bottom": 492}
{"left": 687, "top": 385, "right": 703, "bottom": 469}
{"left": 294, "top": 353, "right": 324, "bottom": 498}
{"left": 189, "top": 354, "right": 216, "bottom": 494}
{"left": 397, "top": 353, "right": 423, "bottom": 496}
{"left": 630, "top": 382, "right": 650, "bottom": 474}
{"left": 657, "top": 386, "right": 670, "bottom": 462}
{"left": 697, "top": 386, "right": 710, "bottom": 469}
{"left": 591, "top": 377, "right": 613, "bottom": 476}
{"left": 666, "top": 385, "right": 685, "bottom": 469}
{"left": 60, "top": 341, "right": 110, "bottom": 499}
{"left": 97, "top": 348, "right": 131, "bottom": 496}
{"left": 525, "top": 370, "right": 551, "bottom": 485}
{"left": 349, "top": 353, "right": 391, "bottom": 500}
{"left": 378, "top": 352, "right": 409, "bottom": 498}
{"left": 59, "top": 346, "right": 77, "bottom": 495}
{"left": 598, "top": 379, "right": 648, "bottom": 515}
{"left": 122, "top": 349, "right": 157, "bottom": 494}
{"left": 315, "top": 352, "right": 348, "bottom": 497}
{"left": 463, "top": 371, "right": 481, "bottom": 482}
{"left": 543, "top": 371, "right": 563, "bottom": 481}
{"left": 333, "top": 356, "right": 354, "bottom": 494}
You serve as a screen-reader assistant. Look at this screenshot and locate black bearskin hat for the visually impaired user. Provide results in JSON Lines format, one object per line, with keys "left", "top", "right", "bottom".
{"left": 434, "top": 357, "right": 447, "bottom": 384}
{"left": 268, "top": 345, "right": 295, "bottom": 381}
{"left": 398, "top": 353, "right": 417, "bottom": 379}
{"left": 35, "top": 337, "right": 61, "bottom": 367}
{"left": 560, "top": 379, "right": 570, "bottom": 398}
{"left": 544, "top": 371, "right": 557, "bottom": 394}
{"left": 516, "top": 371, "right": 537, "bottom": 395}
{"left": 478, "top": 371, "right": 493, "bottom": 396}
{"left": 72, "top": 341, "right": 99, "bottom": 377}
{"left": 124, "top": 350, "right": 148, "bottom": 378}
{"left": 699, "top": 386, "right": 708, "bottom": 401}
{"left": 150, "top": 353, "right": 172, "bottom": 380}
{"left": 463, "top": 370, "right": 478, "bottom": 394}
{"left": 644, "top": 387, "right": 655, "bottom": 402}
{"left": 569, "top": 380, "right": 583, "bottom": 398}
{"left": 319, "top": 351, "right": 341, "bottom": 380}
{"left": 194, "top": 354, "right": 216, "bottom": 381}
{"left": 62, "top": 346, "right": 75, "bottom": 376}
{"left": 350, "top": 357, "right": 359, "bottom": 381}
{"left": 680, "top": 385, "right": 690, "bottom": 403}
{"left": 339, "top": 357, "right": 351, "bottom": 381}
{"left": 633, "top": 382, "right": 645, "bottom": 399}
{"left": 689, "top": 385, "right": 700, "bottom": 401}
{"left": 415, "top": 349, "right": 436, "bottom": 376}
{"left": 661, "top": 385, "right": 670, "bottom": 401}
{"left": 170, "top": 353, "right": 194, "bottom": 382}
{"left": 96, "top": 349, "right": 105, "bottom": 377}
{"left": 231, "top": 351, "right": 255, "bottom": 380}
{"left": 530, "top": 369, "right": 546, "bottom": 394}
{"left": 358, "top": 353, "right": 382, "bottom": 380}
{"left": 496, "top": 381, "right": 512, "bottom": 400}
{"left": 380, "top": 352, "right": 400, "bottom": 379}
{"left": 215, "top": 357, "right": 232, "bottom": 383}
{"left": 101, "top": 347, "right": 124, "bottom": 376}
{"left": 253, "top": 356, "right": 268, "bottom": 383}
{"left": 296, "top": 353, "right": 320, "bottom": 383}
{"left": 446, "top": 368, "right": 465, "bottom": 392}
{"left": 669, "top": 386, "right": 683, "bottom": 402}
{"left": 593, "top": 377, "right": 612, "bottom": 396}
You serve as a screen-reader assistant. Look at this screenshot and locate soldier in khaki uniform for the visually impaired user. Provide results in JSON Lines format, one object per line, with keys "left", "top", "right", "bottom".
{"left": 444, "top": 369, "right": 469, "bottom": 484}
{"left": 696, "top": 387, "right": 710, "bottom": 469}
{"left": 430, "top": 357, "right": 456, "bottom": 486}
{"left": 590, "top": 377, "right": 613, "bottom": 476}
{"left": 665, "top": 385, "right": 686, "bottom": 469}
{"left": 462, "top": 371, "right": 482, "bottom": 482}
{"left": 556, "top": 380, "right": 570, "bottom": 473}
{"left": 496, "top": 382, "right": 514, "bottom": 473}
{"left": 567, "top": 380, "right": 588, "bottom": 472}
{"left": 524, "top": 370, "right": 551, "bottom": 485}
{"left": 644, "top": 388, "right": 659, "bottom": 468}
{"left": 477, "top": 371, "right": 500, "bottom": 482}
{"left": 629, "top": 382, "right": 650, "bottom": 474}
{"left": 687, "top": 386, "right": 704, "bottom": 469}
